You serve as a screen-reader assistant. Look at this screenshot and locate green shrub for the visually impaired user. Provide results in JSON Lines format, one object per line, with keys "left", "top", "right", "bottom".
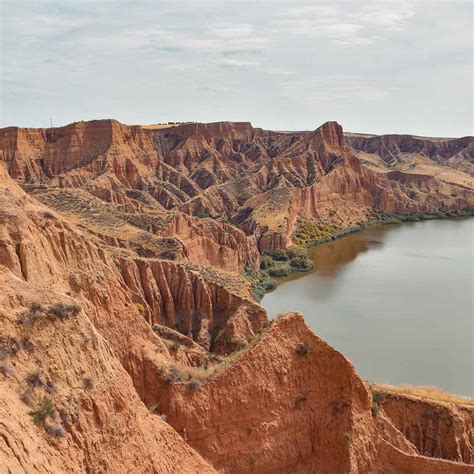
{"left": 267, "top": 265, "right": 291, "bottom": 277}
{"left": 272, "top": 249, "right": 289, "bottom": 261}
{"left": 147, "top": 402, "right": 159, "bottom": 414}
{"left": 196, "top": 210, "right": 211, "bottom": 218}
{"left": 286, "top": 247, "right": 307, "bottom": 259}
{"left": 260, "top": 255, "right": 274, "bottom": 270}
{"left": 371, "top": 401, "right": 381, "bottom": 417}
{"left": 30, "top": 397, "right": 54, "bottom": 424}
{"left": 252, "top": 273, "right": 277, "bottom": 301}
{"left": 289, "top": 255, "right": 314, "bottom": 271}
{"left": 370, "top": 391, "right": 385, "bottom": 417}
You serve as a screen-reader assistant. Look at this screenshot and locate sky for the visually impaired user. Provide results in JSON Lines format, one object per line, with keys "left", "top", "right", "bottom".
{"left": 0, "top": 0, "right": 472, "bottom": 136}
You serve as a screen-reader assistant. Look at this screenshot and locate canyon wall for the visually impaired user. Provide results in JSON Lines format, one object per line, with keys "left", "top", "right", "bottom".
{"left": 1, "top": 119, "right": 473, "bottom": 472}
{"left": 2, "top": 119, "right": 472, "bottom": 252}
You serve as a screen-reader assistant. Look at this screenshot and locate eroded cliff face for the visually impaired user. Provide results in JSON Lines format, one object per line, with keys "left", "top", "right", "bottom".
{"left": 2, "top": 119, "right": 472, "bottom": 252}
{"left": 1, "top": 121, "right": 473, "bottom": 473}
{"left": 0, "top": 168, "right": 215, "bottom": 471}
{"left": 0, "top": 273, "right": 215, "bottom": 473}
{"left": 372, "top": 387, "right": 473, "bottom": 464}
{"left": 119, "top": 257, "right": 266, "bottom": 354}
{"left": 159, "top": 313, "right": 380, "bottom": 473}
{"left": 148, "top": 313, "right": 473, "bottom": 474}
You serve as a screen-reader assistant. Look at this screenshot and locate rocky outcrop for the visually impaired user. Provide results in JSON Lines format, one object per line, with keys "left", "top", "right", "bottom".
{"left": 155, "top": 313, "right": 473, "bottom": 473}
{"left": 1, "top": 121, "right": 473, "bottom": 473}
{"left": 2, "top": 119, "right": 472, "bottom": 252}
{"left": 0, "top": 268, "right": 215, "bottom": 473}
{"left": 345, "top": 132, "right": 474, "bottom": 174}
{"left": 162, "top": 212, "right": 259, "bottom": 272}
{"left": 158, "top": 313, "right": 379, "bottom": 473}
{"left": 374, "top": 388, "right": 473, "bottom": 464}
{"left": 119, "top": 257, "right": 266, "bottom": 354}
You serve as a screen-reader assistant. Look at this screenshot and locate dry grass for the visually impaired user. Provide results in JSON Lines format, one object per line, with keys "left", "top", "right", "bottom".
{"left": 163, "top": 329, "right": 268, "bottom": 385}
{"left": 139, "top": 123, "right": 180, "bottom": 129}
{"left": 370, "top": 383, "right": 474, "bottom": 407}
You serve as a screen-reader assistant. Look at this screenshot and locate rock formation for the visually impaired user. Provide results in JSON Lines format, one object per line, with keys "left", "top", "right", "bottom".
{"left": 2, "top": 120, "right": 472, "bottom": 252}
{"left": 0, "top": 119, "right": 473, "bottom": 472}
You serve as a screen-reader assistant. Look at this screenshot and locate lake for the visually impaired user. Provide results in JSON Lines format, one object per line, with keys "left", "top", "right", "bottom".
{"left": 262, "top": 218, "right": 473, "bottom": 397}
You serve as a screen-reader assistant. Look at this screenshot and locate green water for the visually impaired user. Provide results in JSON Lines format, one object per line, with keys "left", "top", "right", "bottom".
{"left": 262, "top": 218, "right": 473, "bottom": 396}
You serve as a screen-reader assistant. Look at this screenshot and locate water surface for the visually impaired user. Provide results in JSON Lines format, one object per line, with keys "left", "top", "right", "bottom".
{"left": 262, "top": 219, "right": 473, "bottom": 396}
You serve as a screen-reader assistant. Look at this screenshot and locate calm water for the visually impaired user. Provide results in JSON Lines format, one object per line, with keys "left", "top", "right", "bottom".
{"left": 262, "top": 219, "right": 473, "bottom": 396}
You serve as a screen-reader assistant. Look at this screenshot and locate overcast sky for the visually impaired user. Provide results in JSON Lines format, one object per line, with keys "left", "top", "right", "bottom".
{"left": 0, "top": 0, "right": 472, "bottom": 136}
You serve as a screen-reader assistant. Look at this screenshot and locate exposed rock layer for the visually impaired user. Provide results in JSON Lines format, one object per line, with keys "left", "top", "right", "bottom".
{"left": 2, "top": 119, "right": 472, "bottom": 252}
{"left": 0, "top": 119, "right": 473, "bottom": 472}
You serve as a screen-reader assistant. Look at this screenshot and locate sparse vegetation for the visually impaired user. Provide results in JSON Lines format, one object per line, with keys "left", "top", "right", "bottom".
{"left": 0, "top": 359, "right": 13, "bottom": 376}
{"left": 370, "top": 391, "right": 385, "bottom": 417}
{"left": 18, "top": 301, "right": 81, "bottom": 326}
{"left": 147, "top": 402, "right": 159, "bottom": 414}
{"left": 18, "top": 303, "right": 44, "bottom": 326}
{"left": 47, "top": 302, "right": 81, "bottom": 320}
{"left": 26, "top": 369, "right": 46, "bottom": 387}
{"left": 21, "top": 337, "right": 35, "bottom": 352}
{"left": 30, "top": 396, "right": 55, "bottom": 424}
{"left": 170, "top": 341, "right": 181, "bottom": 352}
{"left": 0, "top": 336, "right": 20, "bottom": 357}
{"left": 136, "top": 303, "right": 146, "bottom": 315}
{"left": 295, "top": 393, "right": 308, "bottom": 408}
{"left": 369, "top": 383, "right": 474, "bottom": 407}
{"left": 46, "top": 423, "right": 66, "bottom": 438}
{"left": 187, "top": 378, "right": 203, "bottom": 392}
{"left": 195, "top": 210, "right": 211, "bottom": 218}
{"left": 20, "top": 388, "right": 36, "bottom": 407}
{"left": 295, "top": 342, "right": 309, "bottom": 356}
{"left": 84, "top": 377, "right": 95, "bottom": 390}
{"left": 45, "top": 380, "right": 55, "bottom": 394}
{"left": 165, "top": 367, "right": 184, "bottom": 384}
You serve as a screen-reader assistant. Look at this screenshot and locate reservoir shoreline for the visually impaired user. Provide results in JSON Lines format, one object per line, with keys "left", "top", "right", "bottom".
{"left": 261, "top": 216, "right": 473, "bottom": 396}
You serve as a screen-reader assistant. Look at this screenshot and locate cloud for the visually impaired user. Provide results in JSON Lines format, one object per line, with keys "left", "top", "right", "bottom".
{"left": 217, "top": 58, "right": 259, "bottom": 69}
{"left": 197, "top": 85, "right": 232, "bottom": 95}
{"left": 278, "top": 75, "right": 395, "bottom": 101}
{"left": 1, "top": 0, "right": 471, "bottom": 137}
{"left": 276, "top": 1, "right": 415, "bottom": 45}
